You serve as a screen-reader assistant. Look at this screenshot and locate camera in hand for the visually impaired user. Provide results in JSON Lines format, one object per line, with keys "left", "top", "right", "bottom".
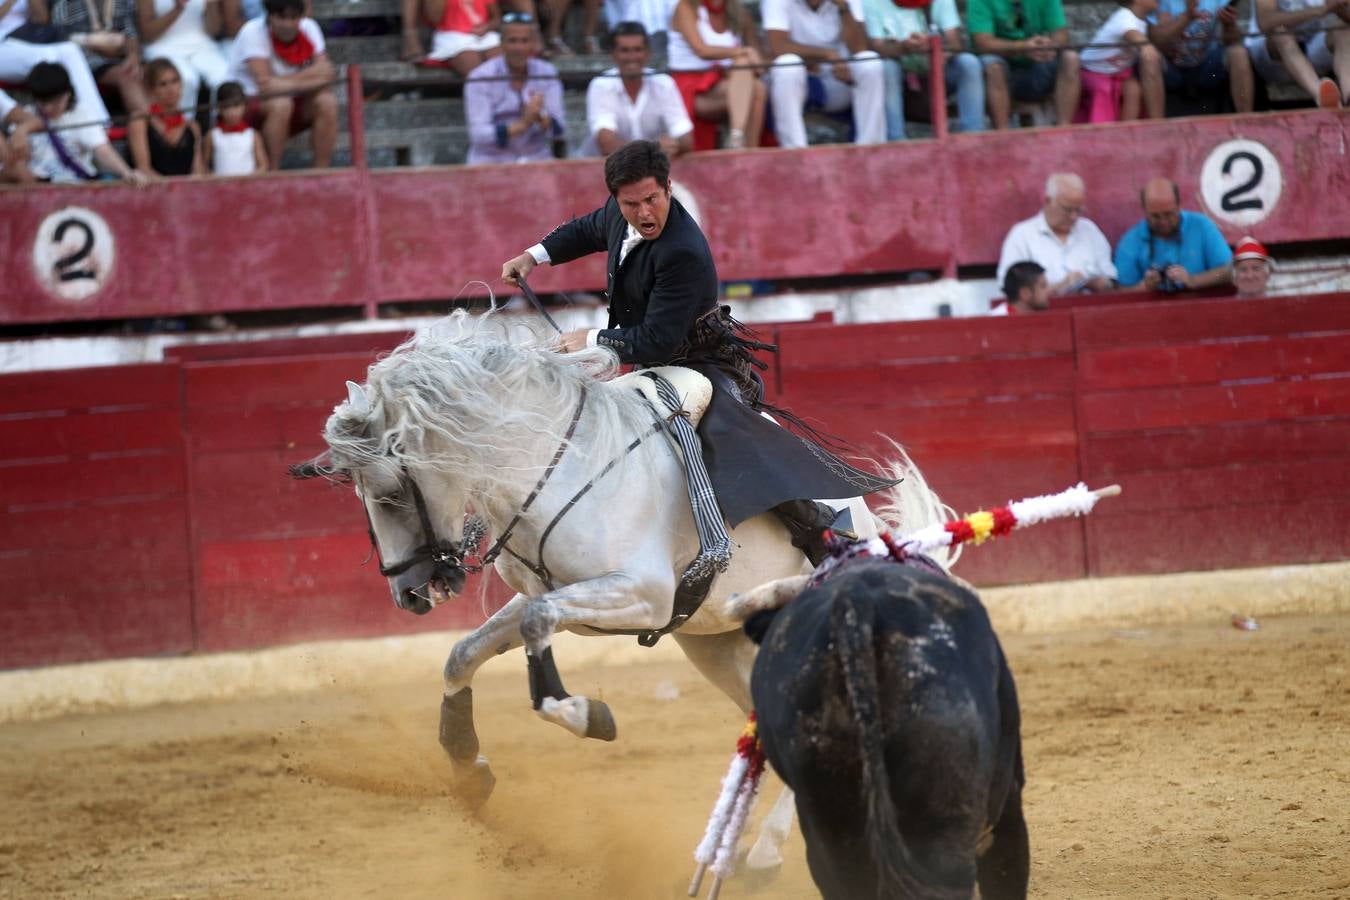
{"left": 1149, "top": 265, "right": 1183, "bottom": 293}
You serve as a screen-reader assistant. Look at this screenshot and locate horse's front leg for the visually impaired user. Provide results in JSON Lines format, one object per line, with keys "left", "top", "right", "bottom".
{"left": 438, "top": 593, "right": 530, "bottom": 807}
{"left": 519, "top": 572, "right": 671, "bottom": 742}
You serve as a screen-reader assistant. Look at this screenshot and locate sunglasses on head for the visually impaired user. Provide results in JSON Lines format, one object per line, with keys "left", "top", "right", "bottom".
{"left": 501, "top": 12, "right": 534, "bottom": 23}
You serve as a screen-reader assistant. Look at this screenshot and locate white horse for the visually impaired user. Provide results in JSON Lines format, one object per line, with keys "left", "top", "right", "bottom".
{"left": 294, "top": 311, "right": 949, "bottom": 871}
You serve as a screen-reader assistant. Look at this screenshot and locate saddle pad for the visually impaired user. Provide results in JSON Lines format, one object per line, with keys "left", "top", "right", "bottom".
{"left": 613, "top": 366, "right": 714, "bottom": 427}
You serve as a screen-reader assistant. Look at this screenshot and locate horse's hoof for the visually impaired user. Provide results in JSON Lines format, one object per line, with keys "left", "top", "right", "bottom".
{"left": 585, "top": 699, "right": 617, "bottom": 741}
{"left": 450, "top": 755, "right": 496, "bottom": 809}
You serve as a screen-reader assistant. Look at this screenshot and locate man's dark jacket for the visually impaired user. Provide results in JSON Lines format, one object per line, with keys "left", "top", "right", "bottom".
{"left": 540, "top": 195, "right": 892, "bottom": 525}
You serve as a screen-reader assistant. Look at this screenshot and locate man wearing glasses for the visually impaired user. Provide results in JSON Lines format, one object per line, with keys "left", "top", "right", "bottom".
{"left": 1114, "top": 177, "right": 1233, "bottom": 293}
{"left": 996, "top": 172, "right": 1116, "bottom": 296}
{"left": 464, "top": 13, "right": 567, "bottom": 163}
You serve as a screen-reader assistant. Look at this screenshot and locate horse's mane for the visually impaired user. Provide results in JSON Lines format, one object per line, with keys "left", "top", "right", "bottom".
{"left": 324, "top": 310, "right": 654, "bottom": 514}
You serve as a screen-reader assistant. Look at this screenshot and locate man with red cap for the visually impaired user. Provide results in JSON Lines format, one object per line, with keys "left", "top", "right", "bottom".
{"left": 1232, "top": 235, "right": 1274, "bottom": 299}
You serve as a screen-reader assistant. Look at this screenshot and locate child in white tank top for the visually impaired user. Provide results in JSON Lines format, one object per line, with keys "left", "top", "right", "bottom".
{"left": 205, "top": 81, "right": 266, "bottom": 176}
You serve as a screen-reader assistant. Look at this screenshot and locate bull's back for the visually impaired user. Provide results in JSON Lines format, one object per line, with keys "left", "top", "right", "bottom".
{"left": 750, "top": 561, "right": 1017, "bottom": 899}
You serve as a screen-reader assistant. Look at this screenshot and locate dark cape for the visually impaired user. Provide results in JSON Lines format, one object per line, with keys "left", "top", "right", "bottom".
{"left": 540, "top": 196, "right": 894, "bottom": 527}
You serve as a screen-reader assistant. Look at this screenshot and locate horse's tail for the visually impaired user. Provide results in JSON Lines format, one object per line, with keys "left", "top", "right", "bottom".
{"left": 831, "top": 590, "right": 960, "bottom": 900}
{"left": 870, "top": 440, "right": 961, "bottom": 570}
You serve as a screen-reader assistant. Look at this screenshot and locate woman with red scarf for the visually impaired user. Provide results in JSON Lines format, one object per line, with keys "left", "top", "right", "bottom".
{"left": 667, "top": 0, "right": 767, "bottom": 150}
{"left": 128, "top": 57, "right": 205, "bottom": 174}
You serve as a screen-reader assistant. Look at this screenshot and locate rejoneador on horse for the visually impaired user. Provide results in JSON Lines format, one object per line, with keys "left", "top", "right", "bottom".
{"left": 293, "top": 139, "right": 950, "bottom": 873}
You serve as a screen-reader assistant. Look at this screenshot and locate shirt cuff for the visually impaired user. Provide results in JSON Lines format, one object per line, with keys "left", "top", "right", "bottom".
{"left": 527, "top": 243, "right": 550, "bottom": 265}
{"left": 585, "top": 329, "right": 599, "bottom": 349}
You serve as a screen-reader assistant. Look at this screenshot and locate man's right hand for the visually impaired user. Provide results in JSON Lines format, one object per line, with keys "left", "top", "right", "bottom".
{"left": 501, "top": 252, "right": 537, "bottom": 286}
{"left": 1026, "top": 34, "right": 1057, "bottom": 63}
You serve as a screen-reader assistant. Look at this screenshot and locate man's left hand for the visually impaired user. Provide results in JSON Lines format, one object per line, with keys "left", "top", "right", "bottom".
{"left": 558, "top": 329, "right": 589, "bottom": 353}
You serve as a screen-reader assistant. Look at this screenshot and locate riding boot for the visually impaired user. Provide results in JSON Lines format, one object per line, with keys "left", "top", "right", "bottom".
{"left": 771, "top": 499, "right": 851, "bottom": 567}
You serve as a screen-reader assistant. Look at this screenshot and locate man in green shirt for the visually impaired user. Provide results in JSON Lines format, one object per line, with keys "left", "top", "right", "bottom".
{"left": 967, "top": 0, "right": 1081, "bottom": 128}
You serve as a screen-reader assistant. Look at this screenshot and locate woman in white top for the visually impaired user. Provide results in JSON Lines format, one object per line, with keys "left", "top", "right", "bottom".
{"left": 667, "top": 0, "right": 765, "bottom": 148}
{"left": 1076, "top": 0, "right": 1163, "bottom": 121}
{"left": 136, "top": 0, "right": 230, "bottom": 120}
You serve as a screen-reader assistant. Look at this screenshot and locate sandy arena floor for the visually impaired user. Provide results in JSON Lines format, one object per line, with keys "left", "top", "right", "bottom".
{"left": 3, "top": 612, "right": 1349, "bottom": 899}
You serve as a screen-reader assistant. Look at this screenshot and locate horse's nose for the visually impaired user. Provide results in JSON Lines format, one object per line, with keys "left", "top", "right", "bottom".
{"left": 398, "top": 588, "right": 433, "bottom": 616}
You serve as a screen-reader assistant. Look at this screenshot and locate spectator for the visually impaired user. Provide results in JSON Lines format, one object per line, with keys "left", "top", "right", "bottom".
{"left": 227, "top": 0, "right": 336, "bottom": 169}
{"left": 128, "top": 57, "right": 204, "bottom": 174}
{"left": 0, "top": 0, "right": 115, "bottom": 126}
{"left": 991, "top": 260, "right": 1051, "bottom": 314}
{"left": 136, "top": 0, "right": 231, "bottom": 121}
{"left": 862, "top": 0, "right": 984, "bottom": 138}
{"left": 23, "top": 60, "right": 149, "bottom": 182}
{"left": 1246, "top": 0, "right": 1349, "bottom": 108}
{"left": 1115, "top": 176, "right": 1233, "bottom": 292}
{"left": 1077, "top": 0, "right": 1164, "bottom": 121}
{"left": 997, "top": 173, "right": 1117, "bottom": 294}
{"left": 1148, "top": 0, "right": 1254, "bottom": 113}
{"left": 668, "top": 0, "right": 767, "bottom": 149}
{"left": 763, "top": 0, "right": 885, "bottom": 148}
{"left": 0, "top": 86, "right": 40, "bottom": 181}
{"left": 583, "top": 21, "right": 693, "bottom": 156}
{"left": 204, "top": 79, "right": 265, "bottom": 173}
{"left": 464, "top": 13, "right": 565, "bottom": 164}
{"left": 422, "top": 0, "right": 502, "bottom": 75}
{"left": 967, "top": 0, "right": 1081, "bottom": 128}
{"left": 45, "top": 0, "right": 149, "bottom": 117}
{"left": 1232, "top": 234, "right": 1273, "bottom": 297}
{"left": 604, "top": 0, "right": 671, "bottom": 53}
{"left": 542, "top": 0, "right": 600, "bottom": 57}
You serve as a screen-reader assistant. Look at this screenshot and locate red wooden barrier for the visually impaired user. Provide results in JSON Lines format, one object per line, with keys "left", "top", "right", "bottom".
{"left": 5, "top": 292, "right": 1350, "bottom": 669}
{"left": 775, "top": 312, "right": 1085, "bottom": 586}
{"left": 0, "top": 363, "right": 193, "bottom": 669}
{"left": 1075, "top": 293, "right": 1350, "bottom": 576}
{"left": 3, "top": 110, "right": 1346, "bottom": 324}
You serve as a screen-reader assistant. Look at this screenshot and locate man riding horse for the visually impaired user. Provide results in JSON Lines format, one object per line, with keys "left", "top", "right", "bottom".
{"left": 501, "top": 140, "right": 892, "bottom": 564}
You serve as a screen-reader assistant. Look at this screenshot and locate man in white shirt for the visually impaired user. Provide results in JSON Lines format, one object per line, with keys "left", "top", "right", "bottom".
{"left": 763, "top": 0, "right": 885, "bottom": 148}
{"left": 227, "top": 0, "right": 337, "bottom": 169}
{"left": 583, "top": 21, "right": 694, "bottom": 157}
{"left": 996, "top": 172, "right": 1117, "bottom": 296}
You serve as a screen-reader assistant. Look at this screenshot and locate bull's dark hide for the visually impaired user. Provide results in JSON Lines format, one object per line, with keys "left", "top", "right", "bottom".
{"left": 747, "top": 559, "right": 1029, "bottom": 900}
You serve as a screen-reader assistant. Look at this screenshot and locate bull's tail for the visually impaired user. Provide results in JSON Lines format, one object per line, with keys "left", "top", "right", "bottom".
{"left": 868, "top": 440, "right": 960, "bottom": 571}
{"left": 831, "top": 594, "right": 967, "bottom": 900}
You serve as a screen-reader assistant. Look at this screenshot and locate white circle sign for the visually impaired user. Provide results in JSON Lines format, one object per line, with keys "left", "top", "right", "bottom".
{"left": 32, "top": 206, "right": 115, "bottom": 302}
{"left": 1200, "top": 139, "right": 1282, "bottom": 228}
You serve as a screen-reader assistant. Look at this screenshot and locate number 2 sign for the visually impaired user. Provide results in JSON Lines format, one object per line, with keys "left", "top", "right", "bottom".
{"left": 31, "top": 206, "right": 115, "bottom": 302}
{"left": 1200, "top": 139, "right": 1283, "bottom": 228}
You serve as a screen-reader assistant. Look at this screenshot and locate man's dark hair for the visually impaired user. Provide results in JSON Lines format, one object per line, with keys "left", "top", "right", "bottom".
{"left": 27, "top": 62, "right": 72, "bottom": 102}
{"left": 216, "top": 81, "right": 246, "bottom": 107}
{"left": 611, "top": 20, "right": 648, "bottom": 46}
{"left": 1002, "top": 261, "right": 1045, "bottom": 302}
{"left": 604, "top": 139, "right": 670, "bottom": 195}
{"left": 264, "top": 0, "right": 306, "bottom": 16}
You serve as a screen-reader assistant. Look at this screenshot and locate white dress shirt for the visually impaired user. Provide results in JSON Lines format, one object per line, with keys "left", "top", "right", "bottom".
{"left": 582, "top": 68, "right": 693, "bottom": 157}
{"left": 996, "top": 212, "right": 1118, "bottom": 288}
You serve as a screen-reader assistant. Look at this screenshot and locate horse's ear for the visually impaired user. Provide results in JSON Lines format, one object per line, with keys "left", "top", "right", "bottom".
{"left": 289, "top": 450, "right": 336, "bottom": 480}
{"left": 346, "top": 380, "right": 369, "bottom": 416}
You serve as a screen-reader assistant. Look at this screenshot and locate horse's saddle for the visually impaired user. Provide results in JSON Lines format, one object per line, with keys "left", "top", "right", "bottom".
{"left": 614, "top": 366, "right": 713, "bottom": 427}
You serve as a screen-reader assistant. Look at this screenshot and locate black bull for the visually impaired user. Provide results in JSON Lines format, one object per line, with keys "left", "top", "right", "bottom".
{"left": 745, "top": 559, "right": 1029, "bottom": 900}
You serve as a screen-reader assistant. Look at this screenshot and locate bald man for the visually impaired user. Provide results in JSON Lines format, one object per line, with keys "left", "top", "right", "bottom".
{"left": 1114, "top": 177, "right": 1233, "bottom": 293}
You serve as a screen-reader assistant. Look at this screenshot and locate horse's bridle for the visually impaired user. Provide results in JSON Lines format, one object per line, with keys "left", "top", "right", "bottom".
{"left": 366, "top": 386, "right": 668, "bottom": 595}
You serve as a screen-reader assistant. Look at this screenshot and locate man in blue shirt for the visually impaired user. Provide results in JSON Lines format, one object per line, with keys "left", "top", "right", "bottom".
{"left": 1115, "top": 177, "right": 1233, "bottom": 292}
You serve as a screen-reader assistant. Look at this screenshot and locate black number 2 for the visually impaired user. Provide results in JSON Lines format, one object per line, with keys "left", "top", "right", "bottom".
{"left": 1220, "top": 151, "right": 1264, "bottom": 213}
{"left": 53, "top": 218, "right": 96, "bottom": 282}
